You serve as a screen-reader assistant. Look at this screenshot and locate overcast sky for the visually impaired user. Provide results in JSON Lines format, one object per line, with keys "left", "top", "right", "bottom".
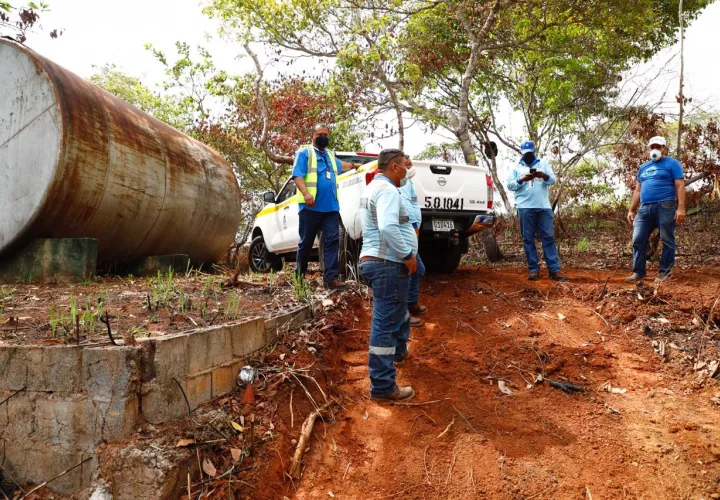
{"left": 20, "top": 0, "right": 720, "bottom": 159}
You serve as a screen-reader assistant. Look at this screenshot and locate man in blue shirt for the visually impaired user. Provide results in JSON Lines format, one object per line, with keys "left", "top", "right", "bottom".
{"left": 399, "top": 157, "right": 427, "bottom": 327}
{"left": 359, "top": 148, "right": 418, "bottom": 402}
{"left": 507, "top": 141, "right": 568, "bottom": 281}
{"left": 626, "top": 136, "right": 686, "bottom": 283}
{"left": 293, "top": 124, "right": 358, "bottom": 289}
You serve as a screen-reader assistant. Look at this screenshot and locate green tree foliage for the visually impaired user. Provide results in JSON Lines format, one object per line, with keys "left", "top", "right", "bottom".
{"left": 89, "top": 64, "right": 191, "bottom": 130}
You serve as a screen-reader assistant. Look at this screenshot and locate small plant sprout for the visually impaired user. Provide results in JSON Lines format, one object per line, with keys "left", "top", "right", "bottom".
{"left": 49, "top": 307, "right": 62, "bottom": 337}
{"left": 290, "top": 271, "right": 312, "bottom": 301}
{"left": 225, "top": 291, "right": 243, "bottom": 320}
{"left": 577, "top": 236, "right": 590, "bottom": 252}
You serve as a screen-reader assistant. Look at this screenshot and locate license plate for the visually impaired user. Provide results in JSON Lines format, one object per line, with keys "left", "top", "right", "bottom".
{"left": 432, "top": 219, "right": 455, "bottom": 232}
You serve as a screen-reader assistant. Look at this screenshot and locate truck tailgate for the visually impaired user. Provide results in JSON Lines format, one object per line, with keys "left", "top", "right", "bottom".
{"left": 412, "top": 161, "right": 490, "bottom": 213}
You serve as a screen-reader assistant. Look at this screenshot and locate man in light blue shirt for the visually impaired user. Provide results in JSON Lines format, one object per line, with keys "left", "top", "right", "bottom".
{"left": 399, "top": 158, "right": 427, "bottom": 327}
{"left": 506, "top": 140, "right": 567, "bottom": 281}
{"left": 359, "top": 148, "right": 418, "bottom": 403}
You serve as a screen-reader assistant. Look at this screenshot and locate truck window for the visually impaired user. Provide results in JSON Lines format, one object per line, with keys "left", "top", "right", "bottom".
{"left": 335, "top": 154, "right": 378, "bottom": 165}
{"left": 277, "top": 179, "right": 296, "bottom": 203}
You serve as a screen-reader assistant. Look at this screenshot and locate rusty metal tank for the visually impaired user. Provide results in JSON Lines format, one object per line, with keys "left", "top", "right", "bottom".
{"left": 0, "top": 39, "right": 242, "bottom": 263}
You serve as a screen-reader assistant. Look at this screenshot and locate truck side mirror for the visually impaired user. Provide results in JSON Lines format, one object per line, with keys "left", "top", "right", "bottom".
{"left": 263, "top": 191, "right": 276, "bottom": 203}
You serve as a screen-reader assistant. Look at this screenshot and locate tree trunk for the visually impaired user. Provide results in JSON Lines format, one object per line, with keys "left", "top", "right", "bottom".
{"left": 677, "top": 0, "right": 685, "bottom": 158}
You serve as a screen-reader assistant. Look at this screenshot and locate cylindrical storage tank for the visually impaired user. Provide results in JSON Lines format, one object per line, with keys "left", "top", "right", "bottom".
{"left": 0, "top": 39, "right": 242, "bottom": 263}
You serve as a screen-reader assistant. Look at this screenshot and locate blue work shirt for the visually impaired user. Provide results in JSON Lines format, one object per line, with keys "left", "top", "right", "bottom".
{"left": 292, "top": 146, "right": 343, "bottom": 213}
{"left": 359, "top": 175, "right": 415, "bottom": 264}
{"left": 506, "top": 158, "right": 556, "bottom": 209}
{"left": 399, "top": 179, "right": 422, "bottom": 229}
{"left": 637, "top": 156, "right": 684, "bottom": 204}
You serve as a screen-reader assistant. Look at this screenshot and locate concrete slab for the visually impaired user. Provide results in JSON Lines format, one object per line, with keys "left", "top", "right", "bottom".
{"left": 0, "top": 238, "right": 98, "bottom": 284}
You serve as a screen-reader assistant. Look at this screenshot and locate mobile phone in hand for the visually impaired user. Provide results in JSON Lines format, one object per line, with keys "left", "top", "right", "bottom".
{"left": 529, "top": 168, "right": 537, "bottom": 174}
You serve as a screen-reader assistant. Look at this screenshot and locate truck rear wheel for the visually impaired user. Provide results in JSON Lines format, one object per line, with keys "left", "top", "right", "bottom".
{"left": 422, "top": 239, "right": 467, "bottom": 274}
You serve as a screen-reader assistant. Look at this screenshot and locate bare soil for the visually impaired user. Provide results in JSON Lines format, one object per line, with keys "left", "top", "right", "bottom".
{"left": 21, "top": 266, "right": 720, "bottom": 499}
{"left": 290, "top": 267, "right": 720, "bottom": 499}
{"left": 0, "top": 270, "right": 305, "bottom": 345}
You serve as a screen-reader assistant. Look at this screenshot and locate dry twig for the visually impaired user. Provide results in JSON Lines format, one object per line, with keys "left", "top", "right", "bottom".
{"left": 289, "top": 400, "right": 336, "bottom": 479}
{"left": 437, "top": 417, "right": 456, "bottom": 439}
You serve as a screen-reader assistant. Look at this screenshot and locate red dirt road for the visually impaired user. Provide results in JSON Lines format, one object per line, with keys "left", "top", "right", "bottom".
{"left": 292, "top": 268, "right": 720, "bottom": 499}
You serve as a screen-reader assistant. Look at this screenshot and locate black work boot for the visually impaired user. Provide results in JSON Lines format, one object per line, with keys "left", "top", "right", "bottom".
{"left": 550, "top": 272, "right": 569, "bottom": 282}
{"left": 528, "top": 271, "right": 540, "bottom": 281}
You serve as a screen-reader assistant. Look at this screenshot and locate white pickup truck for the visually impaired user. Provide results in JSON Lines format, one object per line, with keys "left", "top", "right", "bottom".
{"left": 249, "top": 152, "right": 495, "bottom": 274}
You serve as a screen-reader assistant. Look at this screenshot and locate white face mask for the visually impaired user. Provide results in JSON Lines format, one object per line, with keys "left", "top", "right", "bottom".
{"left": 649, "top": 148, "right": 663, "bottom": 161}
{"left": 407, "top": 166, "right": 416, "bottom": 180}
{"left": 397, "top": 165, "right": 408, "bottom": 187}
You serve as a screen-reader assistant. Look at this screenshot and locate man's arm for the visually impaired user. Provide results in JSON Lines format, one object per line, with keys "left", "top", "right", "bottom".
{"left": 339, "top": 159, "right": 359, "bottom": 173}
{"left": 675, "top": 178, "right": 686, "bottom": 224}
{"left": 536, "top": 160, "right": 556, "bottom": 185}
{"left": 627, "top": 182, "right": 641, "bottom": 223}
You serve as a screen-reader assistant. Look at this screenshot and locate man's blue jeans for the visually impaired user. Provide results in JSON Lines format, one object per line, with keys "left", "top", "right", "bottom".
{"left": 359, "top": 260, "right": 410, "bottom": 397}
{"left": 517, "top": 208, "right": 560, "bottom": 274}
{"left": 632, "top": 201, "right": 677, "bottom": 277}
{"left": 296, "top": 209, "right": 339, "bottom": 283}
{"left": 408, "top": 253, "right": 425, "bottom": 304}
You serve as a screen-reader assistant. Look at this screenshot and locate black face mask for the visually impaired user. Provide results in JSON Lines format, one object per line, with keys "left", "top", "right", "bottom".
{"left": 314, "top": 136, "right": 330, "bottom": 149}
{"left": 522, "top": 152, "right": 536, "bottom": 166}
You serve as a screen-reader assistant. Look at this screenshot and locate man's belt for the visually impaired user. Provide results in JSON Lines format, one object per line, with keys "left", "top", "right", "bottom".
{"left": 360, "top": 256, "right": 404, "bottom": 265}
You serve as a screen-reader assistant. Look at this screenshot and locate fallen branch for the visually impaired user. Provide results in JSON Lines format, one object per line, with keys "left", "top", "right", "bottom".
{"left": 22, "top": 456, "right": 92, "bottom": 498}
{"left": 289, "top": 400, "right": 336, "bottom": 479}
{"left": 391, "top": 398, "right": 449, "bottom": 407}
{"left": 548, "top": 379, "right": 585, "bottom": 393}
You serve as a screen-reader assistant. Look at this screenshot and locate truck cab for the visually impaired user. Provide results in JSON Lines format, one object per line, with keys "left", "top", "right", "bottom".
{"left": 248, "top": 152, "right": 495, "bottom": 274}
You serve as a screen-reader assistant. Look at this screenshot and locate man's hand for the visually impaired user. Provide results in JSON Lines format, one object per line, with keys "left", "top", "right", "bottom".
{"left": 627, "top": 210, "right": 636, "bottom": 224}
{"left": 415, "top": 228, "right": 420, "bottom": 238}
{"left": 534, "top": 171, "right": 550, "bottom": 181}
{"left": 303, "top": 192, "right": 316, "bottom": 207}
{"left": 675, "top": 208, "right": 686, "bottom": 224}
{"left": 405, "top": 255, "right": 418, "bottom": 275}
{"left": 519, "top": 174, "right": 534, "bottom": 183}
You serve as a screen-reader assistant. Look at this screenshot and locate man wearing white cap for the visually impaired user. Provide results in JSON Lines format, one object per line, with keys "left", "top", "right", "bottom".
{"left": 626, "top": 136, "right": 686, "bottom": 283}
{"left": 507, "top": 140, "right": 568, "bottom": 281}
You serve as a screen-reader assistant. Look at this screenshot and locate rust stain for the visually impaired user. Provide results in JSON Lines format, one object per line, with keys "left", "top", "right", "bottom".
{"left": 3, "top": 40, "right": 242, "bottom": 263}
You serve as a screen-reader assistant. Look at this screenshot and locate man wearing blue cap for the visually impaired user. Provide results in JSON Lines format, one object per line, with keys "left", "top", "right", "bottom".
{"left": 507, "top": 141, "right": 568, "bottom": 281}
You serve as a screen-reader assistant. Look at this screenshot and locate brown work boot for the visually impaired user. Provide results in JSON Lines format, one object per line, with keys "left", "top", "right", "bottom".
{"left": 528, "top": 271, "right": 539, "bottom": 281}
{"left": 410, "top": 316, "right": 424, "bottom": 328}
{"left": 324, "top": 280, "right": 348, "bottom": 290}
{"left": 624, "top": 272, "right": 645, "bottom": 283}
{"left": 408, "top": 302, "right": 428, "bottom": 316}
{"left": 549, "top": 272, "right": 569, "bottom": 282}
{"left": 371, "top": 386, "right": 415, "bottom": 402}
{"left": 394, "top": 347, "right": 411, "bottom": 366}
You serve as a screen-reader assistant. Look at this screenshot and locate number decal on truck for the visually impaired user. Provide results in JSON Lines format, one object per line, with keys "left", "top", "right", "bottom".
{"left": 424, "top": 197, "right": 464, "bottom": 210}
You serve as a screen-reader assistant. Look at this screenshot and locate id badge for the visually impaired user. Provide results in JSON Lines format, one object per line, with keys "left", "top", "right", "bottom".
{"left": 326, "top": 171, "right": 332, "bottom": 180}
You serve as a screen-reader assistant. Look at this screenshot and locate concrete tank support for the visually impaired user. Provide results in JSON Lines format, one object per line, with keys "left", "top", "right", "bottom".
{"left": 0, "top": 39, "right": 241, "bottom": 263}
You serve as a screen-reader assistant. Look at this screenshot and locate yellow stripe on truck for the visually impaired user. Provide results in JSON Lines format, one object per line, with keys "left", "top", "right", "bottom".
{"left": 257, "top": 160, "right": 378, "bottom": 219}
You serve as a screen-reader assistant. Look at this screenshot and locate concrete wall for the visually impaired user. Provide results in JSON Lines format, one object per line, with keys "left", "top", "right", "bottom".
{"left": 0, "top": 305, "right": 311, "bottom": 494}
